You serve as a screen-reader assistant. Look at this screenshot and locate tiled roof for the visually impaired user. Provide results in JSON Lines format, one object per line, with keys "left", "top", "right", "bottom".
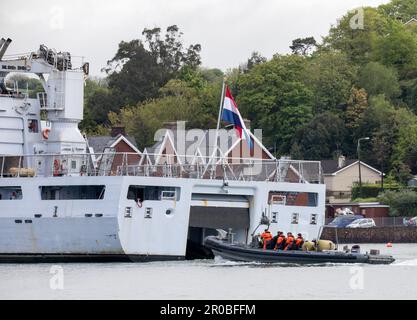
{"left": 320, "top": 159, "right": 358, "bottom": 174}
{"left": 87, "top": 134, "right": 138, "bottom": 154}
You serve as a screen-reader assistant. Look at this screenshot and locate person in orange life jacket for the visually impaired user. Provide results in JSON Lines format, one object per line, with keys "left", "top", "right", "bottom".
{"left": 260, "top": 229, "right": 273, "bottom": 250}
{"left": 284, "top": 232, "right": 295, "bottom": 251}
{"left": 274, "top": 231, "right": 286, "bottom": 251}
{"left": 295, "top": 233, "right": 304, "bottom": 250}
{"left": 268, "top": 231, "right": 279, "bottom": 250}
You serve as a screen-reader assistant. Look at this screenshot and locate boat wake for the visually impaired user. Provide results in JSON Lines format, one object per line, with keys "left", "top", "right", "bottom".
{"left": 209, "top": 256, "right": 358, "bottom": 268}
{"left": 392, "top": 259, "right": 417, "bottom": 266}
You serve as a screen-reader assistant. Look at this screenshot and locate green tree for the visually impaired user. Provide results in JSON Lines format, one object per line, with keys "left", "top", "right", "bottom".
{"left": 245, "top": 52, "right": 267, "bottom": 71}
{"left": 357, "top": 62, "right": 401, "bottom": 99}
{"left": 345, "top": 87, "right": 368, "bottom": 130}
{"left": 378, "top": 189, "right": 417, "bottom": 216}
{"left": 392, "top": 121, "right": 417, "bottom": 174}
{"left": 236, "top": 54, "right": 313, "bottom": 153}
{"left": 109, "top": 79, "right": 218, "bottom": 149}
{"left": 290, "top": 37, "right": 317, "bottom": 56}
{"left": 375, "top": 23, "right": 417, "bottom": 74}
{"left": 260, "top": 102, "right": 313, "bottom": 154}
{"left": 141, "top": 25, "right": 201, "bottom": 72}
{"left": 379, "top": 0, "right": 417, "bottom": 23}
{"left": 292, "top": 112, "right": 347, "bottom": 160}
{"left": 303, "top": 51, "right": 357, "bottom": 114}
{"left": 104, "top": 25, "right": 201, "bottom": 106}
{"left": 322, "top": 7, "right": 391, "bottom": 65}
{"left": 400, "top": 77, "right": 417, "bottom": 113}
{"left": 355, "top": 95, "right": 397, "bottom": 170}
{"left": 81, "top": 83, "right": 119, "bottom": 130}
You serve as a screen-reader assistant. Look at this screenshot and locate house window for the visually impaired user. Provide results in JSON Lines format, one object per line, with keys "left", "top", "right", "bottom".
{"left": 291, "top": 213, "right": 299, "bottom": 224}
{"left": 71, "top": 160, "right": 77, "bottom": 170}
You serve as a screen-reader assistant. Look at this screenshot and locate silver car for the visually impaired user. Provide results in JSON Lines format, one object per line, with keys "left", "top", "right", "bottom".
{"left": 346, "top": 218, "right": 376, "bottom": 228}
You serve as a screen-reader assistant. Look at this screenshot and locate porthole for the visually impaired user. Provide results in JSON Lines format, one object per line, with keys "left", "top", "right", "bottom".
{"left": 166, "top": 209, "right": 174, "bottom": 216}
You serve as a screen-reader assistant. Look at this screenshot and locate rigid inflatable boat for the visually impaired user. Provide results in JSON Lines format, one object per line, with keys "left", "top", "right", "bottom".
{"left": 204, "top": 235, "right": 395, "bottom": 265}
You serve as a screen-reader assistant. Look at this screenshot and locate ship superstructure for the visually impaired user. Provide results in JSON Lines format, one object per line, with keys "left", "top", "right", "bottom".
{"left": 0, "top": 39, "right": 326, "bottom": 262}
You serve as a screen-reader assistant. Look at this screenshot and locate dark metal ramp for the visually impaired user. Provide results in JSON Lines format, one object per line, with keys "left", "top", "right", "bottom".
{"left": 189, "top": 206, "right": 250, "bottom": 229}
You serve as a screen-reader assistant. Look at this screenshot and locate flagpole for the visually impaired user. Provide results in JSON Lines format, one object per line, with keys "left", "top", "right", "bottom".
{"left": 203, "top": 79, "right": 226, "bottom": 176}
{"left": 214, "top": 79, "right": 226, "bottom": 153}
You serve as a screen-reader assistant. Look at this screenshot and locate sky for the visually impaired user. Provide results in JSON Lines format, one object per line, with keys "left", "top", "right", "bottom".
{"left": 0, "top": 0, "right": 390, "bottom": 76}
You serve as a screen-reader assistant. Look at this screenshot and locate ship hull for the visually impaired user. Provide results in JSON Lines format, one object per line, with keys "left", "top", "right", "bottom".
{"left": 0, "top": 175, "right": 326, "bottom": 262}
{"left": 0, "top": 253, "right": 184, "bottom": 263}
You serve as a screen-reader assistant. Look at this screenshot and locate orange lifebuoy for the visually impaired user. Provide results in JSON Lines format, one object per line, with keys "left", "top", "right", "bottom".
{"left": 53, "top": 159, "right": 60, "bottom": 176}
{"left": 42, "top": 128, "right": 50, "bottom": 139}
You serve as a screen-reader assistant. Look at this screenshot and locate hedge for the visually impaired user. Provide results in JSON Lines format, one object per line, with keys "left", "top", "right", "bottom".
{"left": 351, "top": 183, "right": 400, "bottom": 200}
{"left": 378, "top": 190, "right": 417, "bottom": 217}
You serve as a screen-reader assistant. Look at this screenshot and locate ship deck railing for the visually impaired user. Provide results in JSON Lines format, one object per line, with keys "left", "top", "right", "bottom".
{"left": 0, "top": 152, "right": 323, "bottom": 184}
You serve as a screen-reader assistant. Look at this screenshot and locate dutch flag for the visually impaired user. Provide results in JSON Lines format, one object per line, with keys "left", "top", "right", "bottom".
{"left": 221, "top": 86, "right": 253, "bottom": 150}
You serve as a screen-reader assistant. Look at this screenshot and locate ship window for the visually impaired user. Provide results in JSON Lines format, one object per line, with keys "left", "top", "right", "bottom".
{"left": 161, "top": 190, "right": 176, "bottom": 200}
{"left": 127, "top": 185, "right": 180, "bottom": 201}
{"left": 271, "top": 195, "right": 286, "bottom": 205}
{"left": 291, "top": 213, "right": 299, "bottom": 224}
{"left": 28, "top": 119, "right": 39, "bottom": 133}
{"left": 40, "top": 185, "right": 105, "bottom": 200}
{"left": 0, "top": 186, "right": 23, "bottom": 200}
{"left": 269, "top": 191, "right": 318, "bottom": 207}
{"left": 271, "top": 212, "right": 278, "bottom": 223}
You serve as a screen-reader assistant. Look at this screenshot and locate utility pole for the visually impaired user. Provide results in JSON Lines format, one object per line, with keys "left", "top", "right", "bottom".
{"left": 357, "top": 137, "right": 370, "bottom": 198}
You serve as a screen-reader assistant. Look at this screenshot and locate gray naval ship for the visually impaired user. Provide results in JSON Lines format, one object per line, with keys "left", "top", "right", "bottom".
{"left": 0, "top": 38, "right": 326, "bottom": 262}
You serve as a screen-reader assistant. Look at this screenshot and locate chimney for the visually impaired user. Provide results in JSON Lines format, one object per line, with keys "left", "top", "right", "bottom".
{"left": 111, "top": 125, "right": 125, "bottom": 137}
{"left": 163, "top": 121, "right": 178, "bottom": 132}
{"left": 243, "top": 119, "right": 251, "bottom": 130}
{"left": 338, "top": 155, "right": 346, "bottom": 168}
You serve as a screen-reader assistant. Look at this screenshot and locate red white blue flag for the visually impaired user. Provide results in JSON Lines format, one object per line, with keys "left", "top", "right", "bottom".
{"left": 221, "top": 86, "right": 253, "bottom": 150}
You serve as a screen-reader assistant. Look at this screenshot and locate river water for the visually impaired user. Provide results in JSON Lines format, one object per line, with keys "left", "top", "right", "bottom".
{"left": 1, "top": 243, "right": 416, "bottom": 300}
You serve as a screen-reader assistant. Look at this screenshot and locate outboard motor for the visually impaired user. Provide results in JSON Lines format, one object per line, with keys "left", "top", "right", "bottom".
{"left": 351, "top": 245, "right": 361, "bottom": 254}
{"left": 250, "top": 234, "right": 261, "bottom": 248}
{"left": 227, "top": 228, "right": 235, "bottom": 244}
{"left": 260, "top": 215, "right": 270, "bottom": 226}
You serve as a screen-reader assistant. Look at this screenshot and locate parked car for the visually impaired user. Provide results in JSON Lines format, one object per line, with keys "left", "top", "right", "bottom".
{"left": 346, "top": 218, "right": 376, "bottom": 228}
{"left": 403, "top": 216, "right": 417, "bottom": 227}
{"left": 327, "top": 215, "right": 364, "bottom": 228}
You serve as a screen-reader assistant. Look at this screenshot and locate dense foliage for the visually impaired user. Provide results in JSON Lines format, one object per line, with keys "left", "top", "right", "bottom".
{"left": 378, "top": 189, "right": 417, "bottom": 216}
{"left": 82, "top": 1, "right": 417, "bottom": 186}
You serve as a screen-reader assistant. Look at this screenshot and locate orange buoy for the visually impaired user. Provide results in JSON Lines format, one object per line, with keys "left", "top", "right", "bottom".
{"left": 387, "top": 242, "right": 393, "bottom": 247}
{"left": 42, "top": 128, "right": 51, "bottom": 139}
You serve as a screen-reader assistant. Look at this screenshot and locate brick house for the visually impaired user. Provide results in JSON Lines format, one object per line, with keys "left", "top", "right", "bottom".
{"left": 87, "top": 126, "right": 141, "bottom": 174}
